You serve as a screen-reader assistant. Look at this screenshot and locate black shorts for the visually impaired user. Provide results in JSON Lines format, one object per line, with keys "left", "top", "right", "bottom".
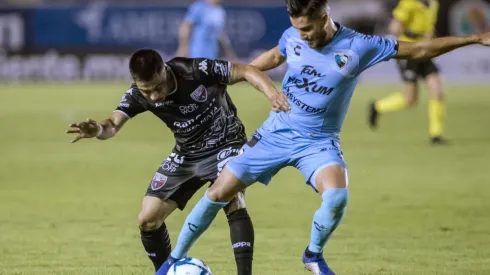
{"left": 397, "top": 59, "right": 440, "bottom": 82}
{"left": 145, "top": 143, "right": 244, "bottom": 210}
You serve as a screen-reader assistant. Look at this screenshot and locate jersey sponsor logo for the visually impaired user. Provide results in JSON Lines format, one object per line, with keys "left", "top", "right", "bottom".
{"left": 198, "top": 59, "right": 208, "bottom": 75}
{"left": 284, "top": 90, "right": 327, "bottom": 114}
{"left": 190, "top": 85, "right": 208, "bottom": 102}
{"left": 334, "top": 54, "right": 348, "bottom": 69}
{"left": 161, "top": 153, "right": 185, "bottom": 173}
{"left": 179, "top": 103, "right": 199, "bottom": 115}
{"left": 150, "top": 172, "right": 168, "bottom": 190}
{"left": 300, "top": 65, "right": 326, "bottom": 77}
{"left": 155, "top": 100, "right": 174, "bottom": 107}
{"left": 286, "top": 76, "right": 335, "bottom": 96}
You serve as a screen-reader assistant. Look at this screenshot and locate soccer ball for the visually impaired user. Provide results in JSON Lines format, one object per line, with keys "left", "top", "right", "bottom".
{"left": 167, "top": 257, "right": 212, "bottom": 275}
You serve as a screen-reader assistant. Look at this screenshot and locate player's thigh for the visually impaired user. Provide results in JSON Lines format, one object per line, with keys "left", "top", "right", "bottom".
{"left": 314, "top": 165, "right": 348, "bottom": 193}
{"left": 145, "top": 152, "right": 208, "bottom": 212}
{"left": 295, "top": 139, "right": 348, "bottom": 192}
{"left": 223, "top": 131, "right": 290, "bottom": 186}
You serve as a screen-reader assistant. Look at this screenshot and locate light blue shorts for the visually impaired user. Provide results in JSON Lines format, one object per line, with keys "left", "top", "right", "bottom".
{"left": 226, "top": 127, "right": 347, "bottom": 191}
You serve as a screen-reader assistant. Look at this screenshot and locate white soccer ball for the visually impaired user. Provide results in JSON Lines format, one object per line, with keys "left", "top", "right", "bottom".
{"left": 167, "top": 257, "right": 212, "bottom": 275}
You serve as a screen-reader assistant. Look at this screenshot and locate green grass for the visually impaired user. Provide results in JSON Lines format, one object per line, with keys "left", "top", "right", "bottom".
{"left": 1, "top": 82, "right": 490, "bottom": 275}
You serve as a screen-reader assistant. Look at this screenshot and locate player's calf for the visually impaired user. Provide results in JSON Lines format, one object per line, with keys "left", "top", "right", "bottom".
{"left": 139, "top": 196, "right": 178, "bottom": 271}
{"left": 225, "top": 192, "right": 254, "bottom": 275}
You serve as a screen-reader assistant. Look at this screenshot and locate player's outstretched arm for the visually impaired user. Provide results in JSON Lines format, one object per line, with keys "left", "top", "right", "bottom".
{"left": 250, "top": 46, "right": 286, "bottom": 72}
{"left": 395, "top": 32, "right": 490, "bottom": 60}
{"left": 228, "top": 63, "right": 290, "bottom": 112}
{"left": 65, "top": 112, "right": 129, "bottom": 143}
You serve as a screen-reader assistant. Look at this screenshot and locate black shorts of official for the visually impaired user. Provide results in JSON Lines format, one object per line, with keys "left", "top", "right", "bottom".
{"left": 145, "top": 143, "right": 245, "bottom": 210}
{"left": 397, "top": 59, "right": 440, "bottom": 83}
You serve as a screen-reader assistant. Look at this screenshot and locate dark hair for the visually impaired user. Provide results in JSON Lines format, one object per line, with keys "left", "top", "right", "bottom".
{"left": 285, "top": 0, "right": 328, "bottom": 18}
{"left": 129, "top": 49, "right": 164, "bottom": 81}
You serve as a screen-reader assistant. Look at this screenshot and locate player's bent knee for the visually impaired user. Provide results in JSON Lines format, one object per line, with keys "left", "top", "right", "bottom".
{"left": 138, "top": 211, "right": 163, "bottom": 231}
{"left": 207, "top": 168, "right": 246, "bottom": 203}
{"left": 223, "top": 191, "right": 247, "bottom": 215}
{"left": 322, "top": 188, "right": 348, "bottom": 211}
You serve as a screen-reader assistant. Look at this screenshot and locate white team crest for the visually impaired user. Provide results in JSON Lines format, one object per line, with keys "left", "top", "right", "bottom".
{"left": 198, "top": 60, "right": 208, "bottom": 75}
{"left": 335, "top": 54, "right": 348, "bottom": 68}
{"left": 190, "top": 85, "right": 208, "bottom": 102}
{"left": 331, "top": 50, "right": 359, "bottom": 78}
{"left": 151, "top": 172, "right": 168, "bottom": 190}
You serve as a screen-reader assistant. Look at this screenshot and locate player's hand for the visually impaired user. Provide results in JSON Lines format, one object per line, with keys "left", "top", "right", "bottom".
{"left": 478, "top": 32, "right": 490, "bottom": 46}
{"left": 65, "top": 118, "right": 101, "bottom": 143}
{"left": 268, "top": 92, "right": 290, "bottom": 112}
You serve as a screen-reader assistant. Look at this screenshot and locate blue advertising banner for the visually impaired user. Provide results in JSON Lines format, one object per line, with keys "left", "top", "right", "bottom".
{"left": 28, "top": 4, "right": 291, "bottom": 57}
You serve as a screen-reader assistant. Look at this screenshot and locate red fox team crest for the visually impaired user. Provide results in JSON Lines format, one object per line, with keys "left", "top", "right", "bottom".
{"left": 151, "top": 172, "right": 168, "bottom": 190}
{"left": 191, "top": 85, "right": 208, "bottom": 102}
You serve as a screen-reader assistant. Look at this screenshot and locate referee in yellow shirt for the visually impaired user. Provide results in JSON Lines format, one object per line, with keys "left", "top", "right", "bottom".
{"left": 369, "top": 0, "right": 446, "bottom": 145}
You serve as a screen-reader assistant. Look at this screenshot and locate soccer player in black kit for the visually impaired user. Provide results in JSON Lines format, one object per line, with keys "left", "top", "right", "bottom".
{"left": 65, "top": 49, "right": 290, "bottom": 275}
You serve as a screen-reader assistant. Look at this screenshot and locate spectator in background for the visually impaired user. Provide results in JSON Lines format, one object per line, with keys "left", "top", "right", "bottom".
{"left": 177, "top": 0, "right": 237, "bottom": 60}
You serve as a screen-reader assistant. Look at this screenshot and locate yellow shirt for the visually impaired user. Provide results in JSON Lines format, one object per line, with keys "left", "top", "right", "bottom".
{"left": 393, "top": 0, "right": 439, "bottom": 42}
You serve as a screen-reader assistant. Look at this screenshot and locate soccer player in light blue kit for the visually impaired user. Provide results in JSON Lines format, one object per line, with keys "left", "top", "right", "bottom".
{"left": 158, "top": 0, "right": 490, "bottom": 274}
{"left": 177, "top": 0, "right": 236, "bottom": 59}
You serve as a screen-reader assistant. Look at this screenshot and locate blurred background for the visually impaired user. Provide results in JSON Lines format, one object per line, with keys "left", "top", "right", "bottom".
{"left": 1, "top": 0, "right": 490, "bottom": 83}
{"left": 1, "top": 0, "right": 490, "bottom": 274}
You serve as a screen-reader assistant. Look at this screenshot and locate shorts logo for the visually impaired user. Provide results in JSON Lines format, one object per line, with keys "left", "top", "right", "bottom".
{"left": 190, "top": 85, "right": 208, "bottom": 103}
{"left": 246, "top": 132, "right": 262, "bottom": 147}
{"left": 217, "top": 147, "right": 242, "bottom": 161}
{"left": 335, "top": 54, "right": 348, "bottom": 69}
{"left": 151, "top": 172, "right": 168, "bottom": 190}
{"left": 217, "top": 147, "right": 244, "bottom": 176}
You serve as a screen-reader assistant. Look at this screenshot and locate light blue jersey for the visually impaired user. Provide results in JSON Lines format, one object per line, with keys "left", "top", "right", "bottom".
{"left": 226, "top": 23, "right": 399, "bottom": 189}
{"left": 184, "top": 0, "right": 226, "bottom": 59}
{"left": 264, "top": 23, "right": 399, "bottom": 137}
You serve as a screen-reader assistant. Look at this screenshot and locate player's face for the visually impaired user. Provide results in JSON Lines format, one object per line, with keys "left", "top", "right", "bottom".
{"left": 208, "top": 0, "right": 223, "bottom": 4}
{"left": 290, "top": 13, "right": 329, "bottom": 49}
{"left": 135, "top": 69, "right": 173, "bottom": 102}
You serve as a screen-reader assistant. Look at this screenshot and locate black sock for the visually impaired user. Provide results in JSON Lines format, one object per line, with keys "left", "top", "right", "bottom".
{"left": 227, "top": 208, "right": 254, "bottom": 275}
{"left": 140, "top": 222, "right": 172, "bottom": 271}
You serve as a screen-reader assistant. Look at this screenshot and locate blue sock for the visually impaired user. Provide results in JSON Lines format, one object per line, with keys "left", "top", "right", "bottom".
{"left": 308, "top": 188, "right": 348, "bottom": 253}
{"left": 170, "top": 191, "right": 228, "bottom": 259}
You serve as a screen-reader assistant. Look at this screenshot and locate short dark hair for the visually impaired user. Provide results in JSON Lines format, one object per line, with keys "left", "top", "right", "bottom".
{"left": 129, "top": 49, "right": 164, "bottom": 81}
{"left": 285, "top": 0, "right": 328, "bottom": 18}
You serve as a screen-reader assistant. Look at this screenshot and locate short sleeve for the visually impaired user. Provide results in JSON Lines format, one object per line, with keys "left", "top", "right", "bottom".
{"left": 355, "top": 34, "right": 399, "bottom": 72}
{"left": 184, "top": 2, "right": 201, "bottom": 24}
{"left": 392, "top": 0, "right": 412, "bottom": 25}
{"left": 278, "top": 30, "right": 288, "bottom": 57}
{"left": 114, "top": 89, "right": 146, "bottom": 118}
{"left": 193, "top": 58, "right": 231, "bottom": 84}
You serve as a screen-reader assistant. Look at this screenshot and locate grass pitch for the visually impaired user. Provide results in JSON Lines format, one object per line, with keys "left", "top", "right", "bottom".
{"left": 1, "top": 82, "right": 490, "bottom": 275}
